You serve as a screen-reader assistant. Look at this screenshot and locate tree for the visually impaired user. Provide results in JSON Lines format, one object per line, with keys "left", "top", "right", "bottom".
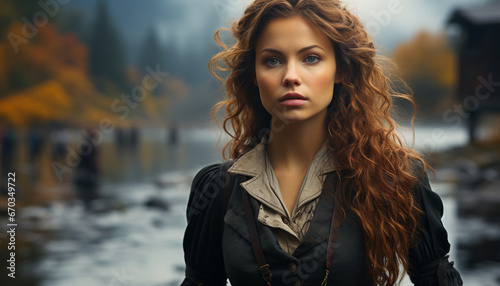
{"left": 0, "top": 22, "right": 126, "bottom": 127}
{"left": 0, "top": 0, "right": 39, "bottom": 36}
{"left": 393, "top": 31, "right": 457, "bottom": 120}
{"left": 138, "top": 27, "right": 166, "bottom": 72}
{"left": 137, "top": 27, "right": 167, "bottom": 96}
{"left": 53, "top": 9, "right": 89, "bottom": 45}
{"left": 88, "top": 0, "right": 129, "bottom": 93}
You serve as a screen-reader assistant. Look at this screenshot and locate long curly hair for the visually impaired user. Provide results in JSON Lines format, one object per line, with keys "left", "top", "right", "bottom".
{"left": 209, "top": 0, "right": 431, "bottom": 285}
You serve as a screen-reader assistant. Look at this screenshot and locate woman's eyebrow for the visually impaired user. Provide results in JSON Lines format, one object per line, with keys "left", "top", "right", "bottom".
{"left": 259, "top": 45, "right": 325, "bottom": 55}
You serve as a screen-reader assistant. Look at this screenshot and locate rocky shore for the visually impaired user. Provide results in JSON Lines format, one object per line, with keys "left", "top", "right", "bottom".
{"left": 424, "top": 138, "right": 500, "bottom": 219}
{"left": 424, "top": 138, "right": 500, "bottom": 280}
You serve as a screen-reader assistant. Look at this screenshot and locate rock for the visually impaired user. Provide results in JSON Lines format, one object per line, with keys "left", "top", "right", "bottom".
{"left": 144, "top": 196, "right": 170, "bottom": 211}
{"left": 458, "top": 182, "right": 500, "bottom": 220}
{"left": 458, "top": 237, "right": 500, "bottom": 268}
{"left": 481, "top": 162, "right": 500, "bottom": 183}
{"left": 454, "top": 158, "right": 482, "bottom": 186}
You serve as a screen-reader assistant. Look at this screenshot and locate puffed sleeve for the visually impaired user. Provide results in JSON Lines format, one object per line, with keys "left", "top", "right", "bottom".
{"left": 181, "top": 163, "right": 228, "bottom": 286}
{"left": 408, "top": 163, "right": 463, "bottom": 286}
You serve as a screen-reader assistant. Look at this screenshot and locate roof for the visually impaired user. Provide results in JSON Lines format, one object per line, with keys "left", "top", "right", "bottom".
{"left": 448, "top": 1, "right": 500, "bottom": 26}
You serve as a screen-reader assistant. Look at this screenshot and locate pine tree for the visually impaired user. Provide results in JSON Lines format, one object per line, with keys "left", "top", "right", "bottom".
{"left": 89, "top": 0, "right": 129, "bottom": 93}
{"left": 137, "top": 27, "right": 166, "bottom": 96}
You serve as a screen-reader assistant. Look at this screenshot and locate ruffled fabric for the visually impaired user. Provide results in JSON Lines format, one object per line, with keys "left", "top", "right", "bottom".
{"left": 438, "top": 256, "right": 463, "bottom": 286}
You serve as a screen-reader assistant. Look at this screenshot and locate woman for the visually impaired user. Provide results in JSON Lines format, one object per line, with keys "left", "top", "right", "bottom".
{"left": 182, "top": 0, "right": 463, "bottom": 285}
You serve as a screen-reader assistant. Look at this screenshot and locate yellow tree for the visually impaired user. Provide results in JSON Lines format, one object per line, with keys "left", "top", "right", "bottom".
{"left": 0, "top": 22, "right": 125, "bottom": 127}
{"left": 393, "top": 31, "right": 457, "bottom": 119}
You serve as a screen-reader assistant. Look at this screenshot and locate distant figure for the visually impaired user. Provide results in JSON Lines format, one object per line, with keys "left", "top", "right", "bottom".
{"left": 28, "top": 127, "right": 44, "bottom": 163}
{"left": 1, "top": 127, "right": 17, "bottom": 174}
{"left": 50, "top": 127, "right": 69, "bottom": 161}
{"left": 73, "top": 128, "right": 100, "bottom": 210}
{"left": 115, "top": 127, "right": 127, "bottom": 150}
{"left": 1, "top": 127, "right": 17, "bottom": 196}
{"left": 0, "top": 126, "right": 5, "bottom": 159}
{"left": 168, "top": 124, "right": 179, "bottom": 145}
{"left": 129, "top": 126, "right": 139, "bottom": 147}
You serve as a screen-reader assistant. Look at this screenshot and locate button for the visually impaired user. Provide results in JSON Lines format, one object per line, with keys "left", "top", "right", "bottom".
{"left": 281, "top": 216, "right": 289, "bottom": 225}
{"left": 288, "top": 262, "right": 297, "bottom": 272}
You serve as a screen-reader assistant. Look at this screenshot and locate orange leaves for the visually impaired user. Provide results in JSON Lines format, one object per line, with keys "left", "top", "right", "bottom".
{"left": 0, "top": 21, "right": 97, "bottom": 127}
{"left": 163, "top": 77, "right": 189, "bottom": 99}
{"left": 3, "top": 22, "right": 88, "bottom": 83}
{"left": 392, "top": 30, "right": 457, "bottom": 115}
{"left": 393, "top": 31, "right": 457, "bottom": 89}
{"left": 0, "top": 80, "right": 71, "bottom": 125}
{"left": 0, "top": 19, "right": 175, "bottom": 127}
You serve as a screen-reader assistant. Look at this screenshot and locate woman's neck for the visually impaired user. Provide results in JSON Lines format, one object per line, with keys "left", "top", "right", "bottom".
{"left": 266, "top": 112, "right": 327, "bottom": 172}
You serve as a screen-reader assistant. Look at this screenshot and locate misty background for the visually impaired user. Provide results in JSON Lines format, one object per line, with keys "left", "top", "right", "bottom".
{"left": 0, "top": 0, "right": 499, "bottom": 285}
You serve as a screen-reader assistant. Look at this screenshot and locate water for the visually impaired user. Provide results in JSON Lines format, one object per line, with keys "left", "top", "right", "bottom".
{"left": 1, "top": 126, "right": 499, "bottom": 285}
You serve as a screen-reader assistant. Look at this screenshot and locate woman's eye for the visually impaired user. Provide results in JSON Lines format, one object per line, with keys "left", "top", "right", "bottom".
{"left": 305, "top": 55, "right": 320, "bottom": 63}
{"left": 265, "top": 57, "right": 281, "bottom": 66}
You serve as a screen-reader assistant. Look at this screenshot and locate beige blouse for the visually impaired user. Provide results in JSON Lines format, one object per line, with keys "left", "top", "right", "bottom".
{"left": 227, "top": 136, "right": 336, "bottom": 254}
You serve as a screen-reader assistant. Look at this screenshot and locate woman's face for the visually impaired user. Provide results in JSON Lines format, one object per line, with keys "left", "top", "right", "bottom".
{"left": 255, "top": 15, "right": 341, "bottom": 125}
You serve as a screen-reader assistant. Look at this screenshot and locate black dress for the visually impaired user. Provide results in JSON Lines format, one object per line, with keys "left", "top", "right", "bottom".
{"left": 181, "top": 161, "right": 463, "bottom": 285}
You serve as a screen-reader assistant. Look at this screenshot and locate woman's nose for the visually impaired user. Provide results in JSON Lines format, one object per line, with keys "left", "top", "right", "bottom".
{"left": 282, "top": 62, "right": 301, "bottom": 87}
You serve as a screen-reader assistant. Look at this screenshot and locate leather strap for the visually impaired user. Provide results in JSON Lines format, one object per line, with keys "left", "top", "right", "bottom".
{"left": 321, "top": 173, "right": 343, "bottom": 286}
{"left": 322, "top": 199, "right": 342, "bottom": 286}
{"left": 235, "top": 168, "right": 342, "bottom": 286}
{"left": 242, "top": 190, "right": 273, "bottom": 285}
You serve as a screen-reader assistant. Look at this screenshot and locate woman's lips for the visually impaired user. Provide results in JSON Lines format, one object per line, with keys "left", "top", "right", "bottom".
{"left": 280, "top": 98, "right": 307, "bottom": 106}
{"left": 280, "top": 92, "right": 307, "bottom": 106}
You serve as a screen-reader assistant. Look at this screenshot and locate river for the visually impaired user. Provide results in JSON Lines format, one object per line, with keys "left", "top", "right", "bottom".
{"left": 1, "top": 126, "right": 499, "bottom": 285}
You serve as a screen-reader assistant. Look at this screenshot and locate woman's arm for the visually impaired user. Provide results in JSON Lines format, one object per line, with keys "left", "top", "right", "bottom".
{"left": 408, "top": 164, "right": 463, "bottom": 286}
{"left": 181, "top": 163, "right": 228, "bottom": 286}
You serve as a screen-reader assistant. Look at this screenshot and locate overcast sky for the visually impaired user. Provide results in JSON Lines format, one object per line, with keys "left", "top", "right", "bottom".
{"left": 214, "top": 0, "right": 490, "bottom": 51}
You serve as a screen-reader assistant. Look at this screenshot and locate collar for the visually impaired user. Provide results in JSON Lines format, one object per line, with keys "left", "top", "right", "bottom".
{"left": 227, "top": 133, "right": 336, "bottom": 218}
{"left": 228, "top": 134, "right": 336, "bottom": 177}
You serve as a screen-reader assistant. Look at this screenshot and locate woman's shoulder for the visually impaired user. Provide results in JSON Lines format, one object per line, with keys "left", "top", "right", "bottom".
{"left": 192, "top": 162, "right": 224, "bottom": 185}
{"left": 406, "top": 158, "right": 437, "bottom": 196}
{"left": 186, "top": 162, "right": 232, "bottom": 219}
{"left": 408, "top": 156, "right": 427, "bottom": 178}
{"left": 406, "top": 157, "right": 443, "bottom": 211}
{"left": 191, "top": 160, "right": 235, "bottom": 188}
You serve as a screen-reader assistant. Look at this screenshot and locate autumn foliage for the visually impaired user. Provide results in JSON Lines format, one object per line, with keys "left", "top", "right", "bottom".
{"left": 392, "top": 31, "right": 457, "bottom": 118}
{"left": 0, "top": 21, "right": 183, "bottom": 127}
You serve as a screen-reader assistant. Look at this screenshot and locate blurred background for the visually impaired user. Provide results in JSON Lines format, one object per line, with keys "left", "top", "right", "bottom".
{"left": 0, "top": 0, "right": 499, "bottom": 285}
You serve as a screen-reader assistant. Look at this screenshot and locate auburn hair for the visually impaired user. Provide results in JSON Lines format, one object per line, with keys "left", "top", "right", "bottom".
{"left": 209, "top": 0, "right": 431, "bottom": 285}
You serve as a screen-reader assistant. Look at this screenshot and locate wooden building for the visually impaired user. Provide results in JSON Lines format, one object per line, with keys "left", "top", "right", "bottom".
{"left": 448, "top": 1, "right": 500, "bottom": 142}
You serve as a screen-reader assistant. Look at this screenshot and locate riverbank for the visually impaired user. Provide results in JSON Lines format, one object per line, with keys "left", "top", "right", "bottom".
{"left": 1, "top": 127, "right": 499, "bottom": 285}
{"left": 423, "top": 138, "right": 500, "bottom": 283}
{"left": 424, "top": 138, "right": 500, "bottom": 218}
